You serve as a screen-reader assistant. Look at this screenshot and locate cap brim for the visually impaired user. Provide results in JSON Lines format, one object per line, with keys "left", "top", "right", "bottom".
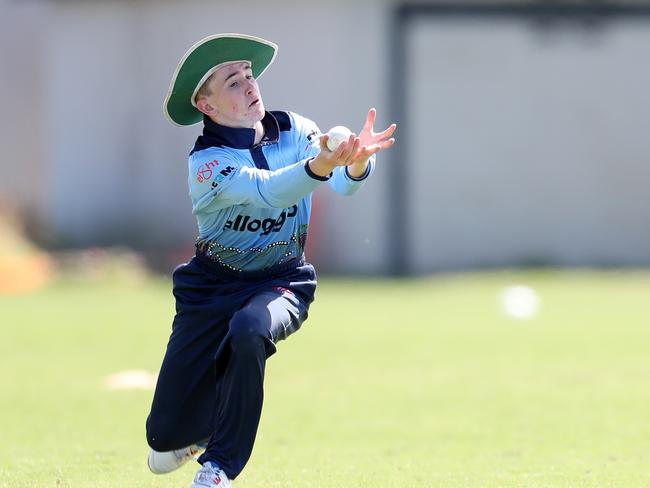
{"left": 164, "top": 33, "right": 277, "bottom": 126}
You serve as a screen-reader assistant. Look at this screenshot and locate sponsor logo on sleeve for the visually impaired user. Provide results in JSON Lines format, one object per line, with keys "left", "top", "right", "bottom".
{"left": 196, "top": 159, "right": 236, "bottom": 189}
{"left": 196, "top": 160, "right": 219, "bottom": 183}
{"left": 210, "top": 165, "right": 236, "bottom": 189}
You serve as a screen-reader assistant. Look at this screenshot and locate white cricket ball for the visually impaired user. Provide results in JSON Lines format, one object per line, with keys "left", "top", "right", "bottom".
{"left": 500, "top": 285, "right": 541, "bottom": 320}
{"left": 326, "top": 125, "right": 352, "bottom": 152}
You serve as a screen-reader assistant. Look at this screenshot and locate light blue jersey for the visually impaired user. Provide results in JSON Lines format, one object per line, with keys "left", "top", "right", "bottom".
{"left": 188, "top": 111, "right": 374, "bottom": 272}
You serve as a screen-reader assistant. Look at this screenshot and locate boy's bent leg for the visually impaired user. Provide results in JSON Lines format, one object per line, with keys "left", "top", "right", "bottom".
{"left": 198, "top": 286, "right": 311, "bottom": 479}
{"left": 146, "top": 309, "right": 228, "bottom": 452}
{"left": 146, "top": 312, "right": 226, "bottom": 452}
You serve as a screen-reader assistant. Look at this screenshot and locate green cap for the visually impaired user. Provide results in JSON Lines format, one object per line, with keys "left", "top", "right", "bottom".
{"left": 164, "top": 33, "right": 277, "bottom": 126}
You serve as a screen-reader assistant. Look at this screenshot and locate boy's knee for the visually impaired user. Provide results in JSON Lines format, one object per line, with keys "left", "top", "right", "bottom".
{"left": 146, "top": 415, "right": 179, "bottom": 451}
{"left": 229, "top": 310, "right": 273, "bottom": 356}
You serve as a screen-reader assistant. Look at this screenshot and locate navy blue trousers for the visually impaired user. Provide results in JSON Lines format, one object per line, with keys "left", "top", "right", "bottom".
{"left": 146, "top": 255, "right": 316, "bottom": 479}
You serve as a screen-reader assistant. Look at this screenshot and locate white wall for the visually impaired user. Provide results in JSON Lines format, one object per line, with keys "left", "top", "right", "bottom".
{"left": 406, "top": 17, "right": 650, "bottom": 272}
{"left": 0, "top": 0, "right": 48, "bottom": 219}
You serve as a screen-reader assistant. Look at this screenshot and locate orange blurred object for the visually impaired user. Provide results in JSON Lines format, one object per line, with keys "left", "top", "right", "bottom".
{"left": 0, "top": 254, "right": 53, "bottom": 294}
{"left": 0, "top": 207, "right": 54, "bottom": 294}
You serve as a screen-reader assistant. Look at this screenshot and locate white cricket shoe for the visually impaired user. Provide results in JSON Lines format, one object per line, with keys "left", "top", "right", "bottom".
{"left": 148, "top": 444, "right": 202, "bottom": 474}
{"left": 190, "top": 461, "right": 232, "bottom": 488}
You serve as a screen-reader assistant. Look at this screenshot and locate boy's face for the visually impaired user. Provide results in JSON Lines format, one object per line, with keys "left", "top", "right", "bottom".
{"left": 198, "top": 61, "right": 265, "bottom": 128}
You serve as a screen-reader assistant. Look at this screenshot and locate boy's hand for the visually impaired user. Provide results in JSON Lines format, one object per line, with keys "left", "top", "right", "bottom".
{"left": 308, "top": 108, "right": 396, "bottom": 178}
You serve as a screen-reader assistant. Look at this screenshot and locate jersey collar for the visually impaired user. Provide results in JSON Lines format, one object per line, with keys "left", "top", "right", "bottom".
{"left": 195, "top": 111, "right": 280, "bottom": 151}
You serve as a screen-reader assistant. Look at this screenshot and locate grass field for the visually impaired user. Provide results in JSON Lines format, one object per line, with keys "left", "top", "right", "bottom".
{"left": 1, "top": 269, "right": 650, "bottom": 487}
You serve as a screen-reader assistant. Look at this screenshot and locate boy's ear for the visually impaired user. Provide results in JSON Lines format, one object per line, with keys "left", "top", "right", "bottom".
{"left": 196, "top": 98, "right": 214, "bottom": 116}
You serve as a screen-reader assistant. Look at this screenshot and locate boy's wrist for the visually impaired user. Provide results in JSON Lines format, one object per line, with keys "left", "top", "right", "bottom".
{"left": 308, "top": 155, "right": 335, "bottom": 178}
{"left": 346, "top": 159, "right": 370, "bottom": 179}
